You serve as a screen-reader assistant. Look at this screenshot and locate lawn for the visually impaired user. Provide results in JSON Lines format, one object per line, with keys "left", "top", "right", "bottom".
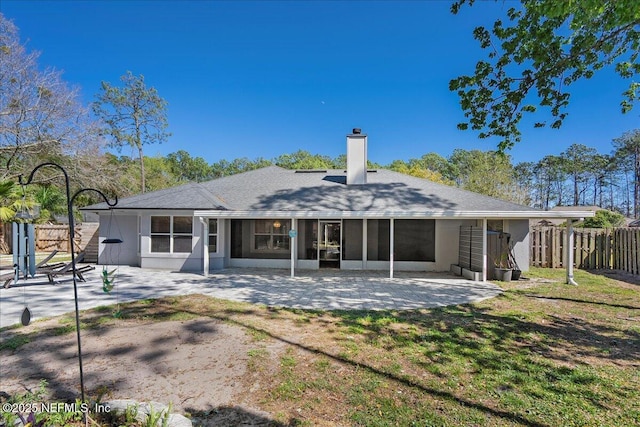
{"left": 1, "top": 267, "right": 639, "bottom": 426}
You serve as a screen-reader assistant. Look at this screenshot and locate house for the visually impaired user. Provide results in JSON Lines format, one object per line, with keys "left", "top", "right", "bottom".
{"left": 83, "top": 129, "right": 593, "bottom": 281}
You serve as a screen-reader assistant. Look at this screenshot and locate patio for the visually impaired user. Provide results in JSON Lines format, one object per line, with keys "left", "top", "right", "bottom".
{"left": 0, "top": 267, "right": 503, "bottom": 328}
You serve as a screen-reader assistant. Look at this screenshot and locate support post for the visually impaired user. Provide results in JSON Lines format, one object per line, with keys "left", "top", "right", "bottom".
{"left": 482, "top": 218, "right": 487, "bottom": 282}
{"left": 389, "top": 218, "right": 394, "bottom": 279}
{"left": 290, "top": 218, "right": 296, "bottom": 278}
{"left": 362, "top": 219, "right": 368, "bottom": 270}
{"left": 200, "top": 217, "right": 209, "bottom": 277}
{"left": 566, "top": 219, "right": 578, "bottom": 285}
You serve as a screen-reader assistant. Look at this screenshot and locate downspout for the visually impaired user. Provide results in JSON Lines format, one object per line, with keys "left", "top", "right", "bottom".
{"left": 566, "top": 218, "right": 578, "bottom": 285}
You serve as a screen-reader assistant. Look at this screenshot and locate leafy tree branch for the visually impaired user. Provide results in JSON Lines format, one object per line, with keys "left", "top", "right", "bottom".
{"left": 450, "top": 0, "right": 640, "bottom": 151}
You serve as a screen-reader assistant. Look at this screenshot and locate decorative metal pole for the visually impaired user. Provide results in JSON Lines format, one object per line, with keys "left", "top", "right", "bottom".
{"left": 19, "top": 162, "right": 117, "bottom": 405}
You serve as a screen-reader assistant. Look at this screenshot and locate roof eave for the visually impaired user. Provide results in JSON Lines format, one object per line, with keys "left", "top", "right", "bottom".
{"left": 193, "top": 210, "right": 596, "bottom": 219}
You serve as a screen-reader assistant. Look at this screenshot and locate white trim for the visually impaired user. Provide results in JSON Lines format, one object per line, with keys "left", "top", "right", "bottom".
{"left": 482, "top": 218, "right": 487, "bottom": 282}
{"left": 194, "top": 209, "right": 594, "bottom": 219}
{"left": 291, "top": 217, "right": 296, "bottom": 278}
{"left": 362, "top": 219, "right": 368, "bottom": 267}
{"left": 389, "top": 218, "right": 394, "bottom": 279}
{"left": 200, "top": 217, "right": 209, "bottom": 277}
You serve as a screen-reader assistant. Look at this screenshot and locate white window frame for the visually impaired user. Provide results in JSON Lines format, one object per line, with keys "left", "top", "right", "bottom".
{"left": 208, "top": 219, "right": 218, "bottom": 254}
{"left": 252, "top": 219, "right": 290, "bottom": 253}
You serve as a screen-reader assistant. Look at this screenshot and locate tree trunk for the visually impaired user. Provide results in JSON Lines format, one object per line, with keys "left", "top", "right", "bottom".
{"left": 633, "top": 146, "right": 640, "bottom": 219}
{"left": 138, "top": 143, "right": 145, "bottom": 194}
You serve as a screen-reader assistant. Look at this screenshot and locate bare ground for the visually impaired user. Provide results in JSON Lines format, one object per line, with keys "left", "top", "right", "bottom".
{"left": 0, "top": 314, "right": 286, "bottom": 426}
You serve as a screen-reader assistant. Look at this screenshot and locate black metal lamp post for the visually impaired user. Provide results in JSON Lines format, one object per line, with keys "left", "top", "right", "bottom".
{"left": 19, "top": 162, "right": 117, "bottom": 404}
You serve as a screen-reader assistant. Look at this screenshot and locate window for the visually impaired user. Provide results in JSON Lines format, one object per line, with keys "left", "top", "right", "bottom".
{"left": 342, "top": 220, "right": 363, "bottom": 260}
{"left": 395, "top": 219, "right": 435, "bottom": 261}
{"left": 230, "top": 219, "right": 291, "bottom": 259}
{"left": 150, "top": 216, "right": 193, "bottom": 253}
{"left": 298, "top": 219, "right": 318, "bottom": 260}
{"left": 208, "top": 219, "right": 218, "bottom": 253}
{"left": 367, "top": 219, "right": 390, "bottom": 261}
{"left": 254, "top": 219, "right": 290, "bottom": 252}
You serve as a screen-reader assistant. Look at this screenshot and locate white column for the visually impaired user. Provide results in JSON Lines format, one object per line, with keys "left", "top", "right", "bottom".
{"left": 482, "top": 218, "right": 487, "bottom": 282}
{"left": 362, "top": 219, "right": 368, "bottom": 269}
{"left": 566, "top": 219, "right": 578, "bottom": 285}
{"left": 200, "top": 217, "right": 209, "bottom": 277}
{"left": 291, "top": 217, "right": 296, "bottom": 278}
{"left": 389, "top": 218, "right": 394, "bottom": 279}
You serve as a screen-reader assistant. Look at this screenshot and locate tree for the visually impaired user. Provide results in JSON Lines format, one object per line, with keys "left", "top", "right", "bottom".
{"left": 0, "top": 13, "right": 104, "bottom": 183}
{"left": 588, "top": 153, "right": 614, "bottom": 208}
{"left": 274, "top": 150, "right": 335, "bottom": 170}
{"left": 413, "top": 153, "right": 457, "bottom": 182}
{"left": 0, "top": 180, "right": 18, "bottom": 222}
{"left": 166, "top": 150, "right": 214, "bottom": 182}
{"left": 560, "top": 143, "right": 598, "bottom": 206}
{"left": 143, "top": 155, "right": 181, "bottom": 192}
{"left": 533, "top": 155, "right": 567, "bottom": 209}
{"left": 93, "top": 71, "right": 170, "bottom": 193}
{"left": 613, "top": 129, "right": 640, "bottom": 218}
{"left": 33, "top": 184, "right": 66, "bottom": 222}
{"left": 450, "top": 1, "right": 640, "bottom": 150}
{"left": 448, "top": 149, "right": 519, "bottom": 201}
{"left": 512, "top": 161, "right": 535, "bottom": 206}
{"left": 583, "top": 209, "right": 625, "bottom": 228}
{"left": 387, "top": 154, "right": 455, "bottom": 185}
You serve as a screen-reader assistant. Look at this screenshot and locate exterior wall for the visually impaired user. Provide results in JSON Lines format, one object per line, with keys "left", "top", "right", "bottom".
{"left": 228, "top": 258, "right": 291, "bottom": 268}
{"left": 217, "top": 217, "right": 478, "bottom": 273}
{"left": 98, "top": 214, "right": 138, "bottom": 266}
{"left": 111, "top": 211, "right": 531, "bottom": 276}
{"left": 298, "top": 259, "right": 318, "bottom": 269}
{"left": 434, "top": 219, "right": 477, "bottom": 271}
{"left": 505, "top": 219, "right": 530, "bottom": 272}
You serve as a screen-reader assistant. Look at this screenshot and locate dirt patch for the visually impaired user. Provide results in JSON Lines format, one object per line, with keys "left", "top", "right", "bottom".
{"left": 0, "top": 316, "right": 284, "bottom": 425}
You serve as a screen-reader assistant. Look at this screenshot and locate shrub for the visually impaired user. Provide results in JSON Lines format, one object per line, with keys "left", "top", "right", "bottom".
{"left": 582, "top": 210, "right": 625, "bottom": 228}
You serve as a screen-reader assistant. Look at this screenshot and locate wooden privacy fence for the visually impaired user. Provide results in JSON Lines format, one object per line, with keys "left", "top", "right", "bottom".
{"left": 3, "top": 224, "right": 99, "bottom": 260}
{"left": 530, "top": 226, "right": 640, "bottom": 274}
{"left": 36, "top": 224, "right": 75, "bottom": 252}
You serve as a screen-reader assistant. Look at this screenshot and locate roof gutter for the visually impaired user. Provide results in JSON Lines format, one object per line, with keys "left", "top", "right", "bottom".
{"left": 192, "top": 210, "right": 595, "bottom": 219}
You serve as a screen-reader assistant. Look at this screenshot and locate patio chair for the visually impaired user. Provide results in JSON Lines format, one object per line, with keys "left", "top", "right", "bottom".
{"left": 2, "top": 267, "right": 17, "bottom": 288}
{"left": 35, "top": 249, "right": 61, "bottom": 269}
{"left": 2, "top": 250, "right": 63, "bottom": 288}
{"left": 41, "top": 253, "right": 95, "bottom": 284}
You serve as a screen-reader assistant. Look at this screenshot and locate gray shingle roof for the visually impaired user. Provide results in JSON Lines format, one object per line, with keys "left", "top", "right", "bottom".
{"left": 83, "top": 165, "right": 538, "bottom": 214}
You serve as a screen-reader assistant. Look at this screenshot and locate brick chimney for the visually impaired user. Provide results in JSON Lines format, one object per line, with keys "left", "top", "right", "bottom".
{"left": 346, "top": 128, "right": 367, "bottom": 185}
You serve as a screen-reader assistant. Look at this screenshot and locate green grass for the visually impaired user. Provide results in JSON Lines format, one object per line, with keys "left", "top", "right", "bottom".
{"left": 338, "top": 269, "right": 639, "bottom": 426}
{"left": 2, "top": 268, "right": 638, "bottom": 426}
{"left": 253, "top": 268, "right": 640, "bottom": 426}
{"left": 0, "top": 333, "right": 33, "bottom": 350}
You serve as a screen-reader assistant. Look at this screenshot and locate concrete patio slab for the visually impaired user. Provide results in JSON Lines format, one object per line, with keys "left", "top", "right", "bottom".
{"left": 0, "top": 267, "right": 503, "bottom": 328}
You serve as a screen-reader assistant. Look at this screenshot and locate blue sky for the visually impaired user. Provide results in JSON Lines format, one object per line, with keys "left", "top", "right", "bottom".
{"left": 1, "top": 1, "right": 638, "bottom": 166}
